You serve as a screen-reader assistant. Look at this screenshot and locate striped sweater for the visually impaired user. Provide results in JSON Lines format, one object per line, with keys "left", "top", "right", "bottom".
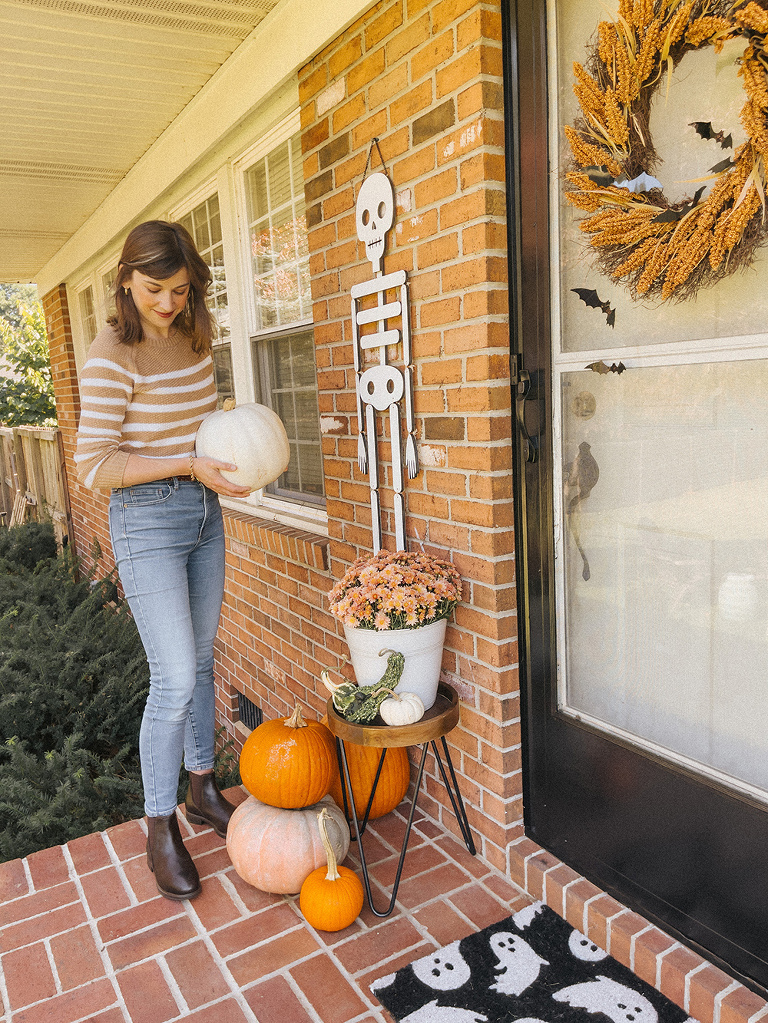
{"left": 75, "top": 325, "right": 218, "bottom": 491}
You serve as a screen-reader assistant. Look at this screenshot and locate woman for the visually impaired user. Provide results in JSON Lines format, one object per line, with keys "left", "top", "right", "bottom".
{"left": 75, "top": 220, "right": 251, "bottom": 901}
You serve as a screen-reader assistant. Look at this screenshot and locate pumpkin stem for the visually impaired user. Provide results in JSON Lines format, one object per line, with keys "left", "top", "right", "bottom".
{"left": 284, "top": 704, "right": 308, "bottom": 729}
{"left": 222, "top": 397, "right": 237, "bottom": 411}
{"left": 317, "top": 807, "right": 341, "bottom": 881}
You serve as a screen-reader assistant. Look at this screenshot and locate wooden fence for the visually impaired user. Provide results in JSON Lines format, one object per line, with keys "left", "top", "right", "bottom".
{"left": 0, "top": 426, "right": 73, "bottom": 547}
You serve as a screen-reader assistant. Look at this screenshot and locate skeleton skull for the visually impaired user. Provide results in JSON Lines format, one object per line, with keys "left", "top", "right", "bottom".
{"left": 356, "top": 172, "right": 394, "bottom": 273}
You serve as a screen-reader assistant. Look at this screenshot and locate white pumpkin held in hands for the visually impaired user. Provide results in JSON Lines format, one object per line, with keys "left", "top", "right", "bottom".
{"left": 379, "top": 690, "right": 424, "bottom": 726}
{"left": 195, "top": 398, "right": 290, "bottom": 491}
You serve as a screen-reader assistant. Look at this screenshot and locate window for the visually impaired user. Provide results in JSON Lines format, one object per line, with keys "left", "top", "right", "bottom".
{"left": 78, "top": 286, "right": 97, "bottom": 345}
{"left": 101, "top": 266, "right": 118, "bottom": 321}
{"left": 243, "top": 135, "right": 324, "bottom": 506}
{"left": 253, "top": 328, "right": 324, "bottom": 503}
{"left": 179, "top": 194, "right": 234, "bottom": 408}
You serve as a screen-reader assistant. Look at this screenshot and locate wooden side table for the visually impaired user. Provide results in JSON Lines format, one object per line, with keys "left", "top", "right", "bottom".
{"left": 325, "top": 681, "right": 475, "bottom": 918}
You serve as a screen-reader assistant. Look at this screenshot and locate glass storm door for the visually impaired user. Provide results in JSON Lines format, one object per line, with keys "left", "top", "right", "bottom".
{"left": 504, "top": 0, "right": 768, "bottom": 991}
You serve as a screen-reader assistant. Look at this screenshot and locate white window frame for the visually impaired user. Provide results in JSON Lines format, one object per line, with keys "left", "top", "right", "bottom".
{"left": 71, "top": 278, "right": 99, "bottom": 369}
{"left": 230, "top": 111, "right": 327, "bottom": 530}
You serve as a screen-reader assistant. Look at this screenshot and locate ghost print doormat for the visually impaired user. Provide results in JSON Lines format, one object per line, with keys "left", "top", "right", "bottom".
{"left": 370, "top": 903, "right": 698, "bottom": 1023}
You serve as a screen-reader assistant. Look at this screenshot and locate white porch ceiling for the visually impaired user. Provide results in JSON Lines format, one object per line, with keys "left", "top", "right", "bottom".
{"left": 0, "top": 0, "right": 283, "bottom": 283}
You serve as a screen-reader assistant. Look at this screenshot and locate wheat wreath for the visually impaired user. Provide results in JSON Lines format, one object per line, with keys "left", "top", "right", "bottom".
{"left": 564, "top": 0, "right": 768, "bottom": 301}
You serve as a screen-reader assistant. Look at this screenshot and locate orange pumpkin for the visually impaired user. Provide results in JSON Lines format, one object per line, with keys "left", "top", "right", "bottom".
{"left": 299, "top": 807, "right": 364, "bottom": 931}
{"left": 329, "top": 740, "right": 410, "bottom": 820}
{"left": 240, "top": 704, "right": 336, "bottom": 808}
{"left": 226, "top": 795, "right": 350, "bottom": 894}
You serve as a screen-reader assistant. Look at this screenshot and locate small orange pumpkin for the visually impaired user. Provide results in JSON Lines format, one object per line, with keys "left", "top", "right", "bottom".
{"left": 240, "top": 704, "right": 336, "bottom": 809}
{"left": 226, "top": 795, "right": 350, "bottom": 894}
{"left": 300, "top": 807, "right": 364, "bottom": 931}
{"left": 329, "top": 739, "right": 410, "bottom": 820}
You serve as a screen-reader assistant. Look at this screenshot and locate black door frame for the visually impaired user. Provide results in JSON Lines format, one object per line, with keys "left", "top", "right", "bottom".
{"left": 502, "top": 0, "right": 768, "bottom": 994}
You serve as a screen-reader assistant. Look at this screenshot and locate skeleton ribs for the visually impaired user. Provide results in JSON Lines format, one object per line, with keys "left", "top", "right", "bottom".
{"left": 352, "top": 171, "right": 418, "bottom": 552}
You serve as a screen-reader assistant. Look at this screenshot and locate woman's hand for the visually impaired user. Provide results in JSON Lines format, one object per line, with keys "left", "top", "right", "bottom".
{"left": 191, "top": 456, "right": 252, "bottom": 498}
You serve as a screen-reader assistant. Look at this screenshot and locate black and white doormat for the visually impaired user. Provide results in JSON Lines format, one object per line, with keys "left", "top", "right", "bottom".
{"left": 371, "top": 902, "right": 697, "bottom": 1023}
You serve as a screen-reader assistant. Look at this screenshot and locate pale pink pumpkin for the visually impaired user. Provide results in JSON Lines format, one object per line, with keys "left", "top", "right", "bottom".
{"left": 226, "top": 794, "right": 350, "bottom": 894}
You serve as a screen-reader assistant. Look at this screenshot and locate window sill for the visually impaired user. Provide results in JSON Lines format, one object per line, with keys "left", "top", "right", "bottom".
{"left": 221, "top": 505, "right": 329, "bottom": 572}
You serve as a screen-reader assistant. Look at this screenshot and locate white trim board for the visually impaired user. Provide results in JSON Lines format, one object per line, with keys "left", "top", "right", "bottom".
{"left": 36, "top": 0, "right": 375, "bottom": 296}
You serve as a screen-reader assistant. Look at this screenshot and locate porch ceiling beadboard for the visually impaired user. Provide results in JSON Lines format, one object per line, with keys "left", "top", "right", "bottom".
{"left": 0, "top": 0, "right": 282, "bottom": 282}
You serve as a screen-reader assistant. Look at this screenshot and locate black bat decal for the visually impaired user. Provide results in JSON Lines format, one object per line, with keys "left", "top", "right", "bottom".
{"left": 710, "top": 156, "right": 736, "bottom": 173}
{"left": 651, "top": 185, "right": 706, "bottom": 223}
{"left": 584, "top": 164, "right": 614, "bottom": 186}
{"left": 586, "top": 360, "right": 626, "bottom": 375}
{"left": 572, "top": 288, "right": 616, "bottom": 327}
{"left": 690, "top": 121, "right": 733, "bottom": 149}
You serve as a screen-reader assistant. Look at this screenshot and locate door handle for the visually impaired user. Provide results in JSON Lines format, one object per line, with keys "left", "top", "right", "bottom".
{"left": 515, "top": 367, "right": 540, "bottom": 463}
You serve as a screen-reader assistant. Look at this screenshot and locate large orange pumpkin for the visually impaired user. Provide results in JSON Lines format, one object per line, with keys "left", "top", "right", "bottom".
{"left": 227, "top": 795, "right": 350, "bottom": 894}
{"left": 329, "top": 741, "right": 411, "bottom": 820}
{"left": 240, "top": 704, "right": 336, "bottom": 809}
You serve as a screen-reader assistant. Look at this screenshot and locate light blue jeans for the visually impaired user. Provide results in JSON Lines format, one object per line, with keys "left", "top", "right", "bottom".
{"left": 108, "top": 478, "right": 225, "bottom": 817}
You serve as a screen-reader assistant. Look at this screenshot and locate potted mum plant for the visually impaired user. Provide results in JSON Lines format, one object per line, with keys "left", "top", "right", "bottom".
{"left": 327, "top": 549, "right": 462, "bottom": 710}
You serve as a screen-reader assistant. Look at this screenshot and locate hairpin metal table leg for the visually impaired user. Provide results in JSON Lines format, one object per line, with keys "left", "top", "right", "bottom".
{"left": 431, "top": 737, "right": 476, "bottom": 854}
{"left": 338, "top": 738, "right": 432, "bottom": 918}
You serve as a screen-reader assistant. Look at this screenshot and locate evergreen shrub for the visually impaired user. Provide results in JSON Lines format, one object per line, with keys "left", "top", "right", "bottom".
{"left": 0, "top": 521, "right": 241, "bottom": 862}
{"left": 0, "top": 523, "right": 149, "bottom": 860}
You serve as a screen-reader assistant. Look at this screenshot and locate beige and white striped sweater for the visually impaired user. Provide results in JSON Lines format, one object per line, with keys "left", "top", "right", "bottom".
{"left": 75, "top": 326, "right": 217, "bottom": 492}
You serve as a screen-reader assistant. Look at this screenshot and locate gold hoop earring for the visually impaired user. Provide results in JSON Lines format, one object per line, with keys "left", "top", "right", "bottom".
{"left": 124, "top": 287, "right": 129, "bottom": 295}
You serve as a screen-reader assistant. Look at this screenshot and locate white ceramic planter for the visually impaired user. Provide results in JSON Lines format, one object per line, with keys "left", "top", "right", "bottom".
{"left": 343, "top": 618, "right": 447, "bottom": 710}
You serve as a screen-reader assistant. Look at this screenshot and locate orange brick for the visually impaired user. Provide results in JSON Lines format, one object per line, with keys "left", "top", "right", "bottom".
{"left": 333, "top": 93, "right": 368, "bottom": 133}
{"left": 659, "top": 944, "right": 707, "bottom": 1011}
{"left": 437, "top": 43, "right": 504, "bottom": 97}
{"left": 348, "top": 48, "right": 387, "bottom": 95}
{"left": 417, "top": 231, "right": 459, "bottom": 268}
{"left": 432, "top": 0, "right": 480, "bottom": 33}
{"left": 633, "top": 928, "right": 677, "bottom": 989}
{"left": 386, "top": 12, "right": 431, "bottom": 64}
{"left": 329, "top": 37, "right": 363, "bottom": 80}
{"left": 116, "top": 960, "right": 179, "bottom": 1023}
{"left": 458, "top": 6, "right": 503, "bottom": 49}
{"left": 720, "top": 986, "right": 768, "bottom": 1023}
{"left": 394, "top": 145, "right": 437, "bottom": 184}
{"left": 414, "top": 167, "right": 458, "bottom": 208}
{"left": 390, "top": 80, "right": 434, "bottom": 126}
{"left": 299, "top": 64, "right": 329, "bottom": 104}
{"left": 3, "top": 942, "right": 57, "bottom": 1009}
{"left": 463, "top": 220, "right": 508, "bottom": 254}
{"left": 366, "top": 0, "right": 405, "bottom": 49}
{"left": 411, "top": 30, "right": 455, "bottom": 82}
{"left": 395, "top": 208, "right": 439, "bottom": 244}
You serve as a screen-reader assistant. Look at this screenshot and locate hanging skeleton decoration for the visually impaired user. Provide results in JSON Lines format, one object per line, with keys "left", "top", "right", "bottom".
{"left": 351, "top": 151, "right": 417, "bottom": 552}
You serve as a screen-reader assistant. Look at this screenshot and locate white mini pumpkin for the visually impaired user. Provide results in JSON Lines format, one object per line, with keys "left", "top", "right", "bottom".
{"left": 195, "top": 399, "right": 290, "bottom": 491}
{"left": 379, "top": 691, "right": 424, "bottom": 726}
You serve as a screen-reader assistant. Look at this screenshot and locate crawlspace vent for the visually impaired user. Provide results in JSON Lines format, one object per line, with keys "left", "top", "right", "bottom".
{"left": 237, "top": 691, "right": 262, "bottom": 732}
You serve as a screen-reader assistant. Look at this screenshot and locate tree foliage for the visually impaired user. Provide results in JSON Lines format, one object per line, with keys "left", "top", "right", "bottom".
{"left": 0, "top": 284, "right": 57, "bottom": 426}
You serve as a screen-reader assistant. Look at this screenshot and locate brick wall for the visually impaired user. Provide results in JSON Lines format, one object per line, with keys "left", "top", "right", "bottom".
{"left": 42, "top": 285, "right": 113, "bottom": 573}
{"left": 298, "top": 0, "right": 520, "bottom": 871}
{"left": 43, "top": 0, "right": 523, "bottom": 874}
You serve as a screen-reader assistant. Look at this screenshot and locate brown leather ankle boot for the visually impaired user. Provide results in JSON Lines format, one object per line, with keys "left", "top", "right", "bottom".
{"left": 185, "top": 771, "right": 235, "bottom": 839}
{"left": 146, "top": 813, "right": 201, "bottom": 901}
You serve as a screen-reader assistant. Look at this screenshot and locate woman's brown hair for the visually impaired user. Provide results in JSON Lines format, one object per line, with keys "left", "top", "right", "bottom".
{"left": 111, "top": 221, "right": 215, "bottom": 353}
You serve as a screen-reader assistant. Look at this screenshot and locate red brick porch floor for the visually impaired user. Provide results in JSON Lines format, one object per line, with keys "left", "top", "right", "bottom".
{"left": 0, "top": 786, "right": 533, "bottom": 1023}
{"left": 2, "top": 786, "right": 767, "bottom": 1023}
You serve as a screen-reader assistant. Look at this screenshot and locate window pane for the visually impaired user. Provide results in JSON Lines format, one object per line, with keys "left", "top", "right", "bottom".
{"left": 79, "top": 286, "right": 97, "bottom": 344}
{"left": 268, "top": 142, "right": 292, "bottom": 209}
{"left": 212, "top": 345, "right": 234, "bottom": 407}
{"left": 101, "top": 267, "right": 118, "bottom": 320}
{"left": 244, "top": 134, "right": 310, "bottom": 332}
{"left": 252, "top": 328, "right": 324, "bottom": 505}
{"left": 180, "top": 195, "right": 229, "bottom": 343}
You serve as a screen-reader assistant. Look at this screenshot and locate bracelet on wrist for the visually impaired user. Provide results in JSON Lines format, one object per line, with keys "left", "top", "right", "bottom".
{"left": 189, "top": 454, "right": 197, "bottom": 481}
